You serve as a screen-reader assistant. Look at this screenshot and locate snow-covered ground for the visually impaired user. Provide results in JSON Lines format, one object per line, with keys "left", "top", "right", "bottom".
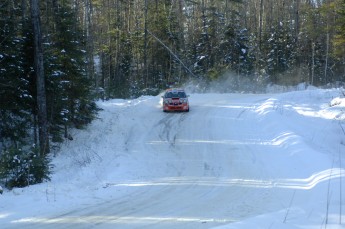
{"left": 1, "top": 88, "right": 345, "bottom": 229}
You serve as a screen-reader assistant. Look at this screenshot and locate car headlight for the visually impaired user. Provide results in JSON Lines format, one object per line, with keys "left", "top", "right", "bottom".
{"left": 180, "top": 98, "right": 187, "bottom": 103}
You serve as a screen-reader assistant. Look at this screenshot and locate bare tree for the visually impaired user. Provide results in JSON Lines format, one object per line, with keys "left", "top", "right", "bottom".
{"left": 30, "top": 0, "right": 49, "bottom": 155}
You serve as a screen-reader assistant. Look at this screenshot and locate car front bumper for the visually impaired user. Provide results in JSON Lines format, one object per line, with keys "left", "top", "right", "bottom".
{"left": 163, "top": 104, "right": 189, "bottom": 111}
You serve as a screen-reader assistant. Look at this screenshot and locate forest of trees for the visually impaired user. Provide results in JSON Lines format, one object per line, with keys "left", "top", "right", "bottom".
{"left": 87, "top": 0, "right": 345, "bottom": 96}
{"left": 1, "top": 0, "right": 345, "bottom": 188}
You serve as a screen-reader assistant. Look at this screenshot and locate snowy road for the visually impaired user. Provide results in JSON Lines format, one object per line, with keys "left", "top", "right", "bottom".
{"left": 2, "top": 90, "right": 345, "bottom": 228}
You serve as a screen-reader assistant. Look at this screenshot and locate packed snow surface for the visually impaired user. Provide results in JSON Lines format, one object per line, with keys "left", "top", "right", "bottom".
{"left": 1, "top": 88, "right": 345, "bottom": 229}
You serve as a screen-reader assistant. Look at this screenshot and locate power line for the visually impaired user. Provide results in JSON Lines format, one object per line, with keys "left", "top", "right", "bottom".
{"left": 146, "top": 29, "right": 199, "bottom": 79}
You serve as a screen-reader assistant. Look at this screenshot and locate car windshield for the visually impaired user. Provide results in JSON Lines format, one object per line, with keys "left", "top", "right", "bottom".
{"left": 165, "top": 91, "right": 186, "bottom": 98}
{"left": 178, "top": 92, "right": 187, "bottom": 98}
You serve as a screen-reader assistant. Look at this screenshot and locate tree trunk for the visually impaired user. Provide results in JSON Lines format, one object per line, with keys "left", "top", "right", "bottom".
{"left": 324, "top": 32, "right": 329, "bottom": 82}
{"left": 295, "top": 0, "right": 300, "bottom": 41}
{"left": 143, "top": 0, "right": 148, "bottom": 88}
{"left": 259, "top": 0, "right": 264, "bottom": 50}
{"left": 30, "top": 0, "right": 49, "bottom": 155}
{"left": 311, "top": 41, "right": 315, "bottom": 85}
{"left": 86, "top": 0, "right": 95, "bottom": 85}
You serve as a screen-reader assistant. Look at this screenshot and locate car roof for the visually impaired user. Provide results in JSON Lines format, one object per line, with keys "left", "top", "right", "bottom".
{"left": 165, "top": 88, "right": 185, "bottom": 92}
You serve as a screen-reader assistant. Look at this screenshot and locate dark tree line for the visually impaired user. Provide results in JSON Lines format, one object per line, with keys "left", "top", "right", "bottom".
{"left": 1, "top": 0, "right": 345, "bottom": 188}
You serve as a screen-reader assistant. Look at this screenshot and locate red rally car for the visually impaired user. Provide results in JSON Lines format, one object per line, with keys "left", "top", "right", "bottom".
{"left": 162, "top": 88, "right": 189, "bottom": 112}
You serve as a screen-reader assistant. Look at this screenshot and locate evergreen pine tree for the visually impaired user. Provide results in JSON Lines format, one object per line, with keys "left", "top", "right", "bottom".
{"left": 45, "top": 1, "right": 98, "bottom": 142}
{"left": 0, "top": 1, "right": 32, "bottom": 146}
